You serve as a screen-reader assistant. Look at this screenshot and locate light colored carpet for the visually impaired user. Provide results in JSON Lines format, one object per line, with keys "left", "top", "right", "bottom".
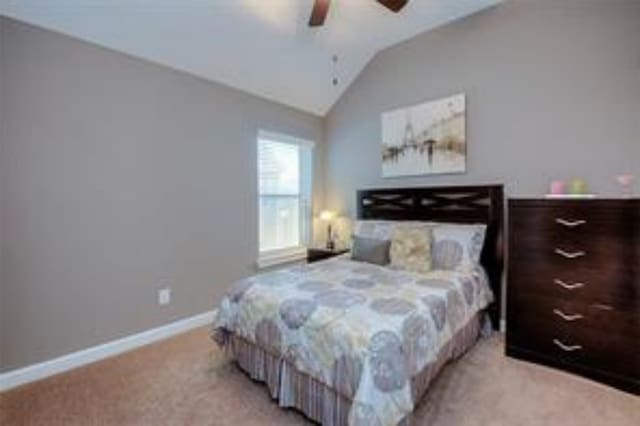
{"left": 1, "top": 327, "right": 638, "bottom": 425}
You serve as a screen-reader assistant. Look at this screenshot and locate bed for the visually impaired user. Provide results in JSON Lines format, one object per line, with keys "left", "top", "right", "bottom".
{"left": 212, "top": 185, "right": 504, "bottom": 425}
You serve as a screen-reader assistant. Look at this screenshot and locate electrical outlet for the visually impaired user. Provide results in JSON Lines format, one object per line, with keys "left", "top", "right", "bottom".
{"left": 158, "top": 288, "right": 171, "bottom": 306}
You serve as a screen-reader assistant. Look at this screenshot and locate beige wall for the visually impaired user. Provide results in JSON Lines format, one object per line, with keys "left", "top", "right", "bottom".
{"left": 2, "top": 0, "right": 640, "bottom": 373}
{"left": 325, "top": 0, "right": 640, "bottom": 217}
{"left": 0, "top": 17, "right": 323, "bottom": 371}
{"left": 0, "top": 14, "right": 5, "bottom": 370}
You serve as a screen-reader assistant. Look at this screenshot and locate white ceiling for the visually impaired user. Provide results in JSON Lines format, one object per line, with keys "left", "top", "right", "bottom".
{"left": 0, "top": 0, "right": 501, "bottom": 115}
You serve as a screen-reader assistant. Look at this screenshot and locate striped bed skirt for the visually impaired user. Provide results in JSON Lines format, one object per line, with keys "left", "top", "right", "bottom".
{"left": 220, "top": 313, "right": 484, "bottom": 425}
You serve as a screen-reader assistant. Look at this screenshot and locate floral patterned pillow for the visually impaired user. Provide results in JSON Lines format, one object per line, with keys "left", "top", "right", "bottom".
{"left": 389, "top": 223, "right": 433, "bottom": 274}
{"left": 431, "top": 224, "right": 486, "bottom": 272}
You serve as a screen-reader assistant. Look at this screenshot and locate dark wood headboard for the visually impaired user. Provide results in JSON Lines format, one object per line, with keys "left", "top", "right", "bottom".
{"left": 357, "top": 185, "right": 504, "bottom": 329}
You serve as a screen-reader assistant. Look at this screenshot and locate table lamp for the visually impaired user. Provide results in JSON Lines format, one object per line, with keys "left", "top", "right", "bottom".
{"left": 319, "top": 210, "right": 336, "bottom": 250}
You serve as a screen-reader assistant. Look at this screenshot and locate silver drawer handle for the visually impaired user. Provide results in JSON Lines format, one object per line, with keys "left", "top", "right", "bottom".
{"left": 554, "top": 248, "right": 586, "bottom": 259}
{"left": 555, "top": 218, "right": 587, "bottom": 228}
{"left": 553, "top": 309, "right": 584, "bottom": 321}
{"left": 553, "top": 339, "right": 583, "bottom": 352}
{"left": 553, "top": 279, "right": 585, "bottom": 290}
{"left": 592, "top": 303, "right": 613, "bottom": 311}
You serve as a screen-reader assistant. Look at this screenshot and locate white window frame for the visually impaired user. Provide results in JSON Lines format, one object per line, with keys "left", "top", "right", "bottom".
{"left": 257, "top": 130, "right": 314, "bottom": 269}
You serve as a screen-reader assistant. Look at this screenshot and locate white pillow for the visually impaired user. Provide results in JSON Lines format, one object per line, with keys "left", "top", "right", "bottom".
{"left": 352, "top": 220, "right": 397, "bottom": 240}
{"left": 431, "top": 224, "right": 486, "bottom": 271}
{"left": 353, "top": 220, "right": 437, "bottom": 240}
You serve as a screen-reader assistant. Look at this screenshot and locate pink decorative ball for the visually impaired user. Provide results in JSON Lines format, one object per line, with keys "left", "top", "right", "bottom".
{"left": 616, "top": 174, "right": 635, "bottom": 187}
{"left": 616, "top": 174, "right": 635, "bottom": 197}
{"left": 550, "top": 180, "right": 566, "bottom": 195}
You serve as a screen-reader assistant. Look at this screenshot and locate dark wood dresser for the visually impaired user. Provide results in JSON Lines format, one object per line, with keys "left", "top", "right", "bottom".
{"left": 507, "top": 199, "right": 639, "bottom": 394}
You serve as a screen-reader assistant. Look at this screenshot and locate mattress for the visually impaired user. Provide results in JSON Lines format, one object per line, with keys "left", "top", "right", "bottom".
{"left": 212, "top": 257, "right": 493, "bottom": 425}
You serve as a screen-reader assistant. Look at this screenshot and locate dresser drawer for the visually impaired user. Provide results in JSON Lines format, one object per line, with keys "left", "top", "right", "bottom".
{"left": 508, "top": 257, "right": 637, "bottom": 310}
{"left": 510, "top": 203, "right": 639, "bottom": 244}
{"left": 507, "top": 298, "right": 639, "bottom": 378}
{"left": 510, "top": 232, "right": 636, "bottom": 277}
{"left": 507, "top": 326, "right": 639, "bottom": 380}
{"left": 508, "top": 293, "right": 639, "bottom": 341}
{"left": 508, "top": 262, "right": 638, "bottom": 310}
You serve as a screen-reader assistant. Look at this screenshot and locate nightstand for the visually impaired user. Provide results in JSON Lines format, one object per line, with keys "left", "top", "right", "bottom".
{"left": 306, "top": 248, "right": 349, "bottom": 263}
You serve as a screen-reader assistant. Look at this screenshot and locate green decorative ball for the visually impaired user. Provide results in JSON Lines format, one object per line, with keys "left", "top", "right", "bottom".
{"left": 569, "top": 179, "right": 588, "bottom": 195}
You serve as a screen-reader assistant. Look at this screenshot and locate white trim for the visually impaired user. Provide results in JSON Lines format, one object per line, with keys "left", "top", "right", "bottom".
{"left": 0, "top": 310, "right": 216, "bottom": 392}
{"left": 257, "top": 132, "right": 315, "bottom": 253}
{"left": 257, "top": 246, "right": 307, "bottom": 269}
{"left": 500, "top": 319, "right": 507, "bottom": 333}
{"left": 258, "top": 129, "right": 315, "bottom": 149}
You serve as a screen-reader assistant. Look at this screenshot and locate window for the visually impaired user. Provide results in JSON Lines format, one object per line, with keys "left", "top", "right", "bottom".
{"left": 257, "top": 131, "right": 313, "bottom": 268}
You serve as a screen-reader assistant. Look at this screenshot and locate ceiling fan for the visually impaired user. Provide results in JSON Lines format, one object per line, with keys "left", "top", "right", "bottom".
{"left": 309, "top": 0, "right": 409, "bottom": 27}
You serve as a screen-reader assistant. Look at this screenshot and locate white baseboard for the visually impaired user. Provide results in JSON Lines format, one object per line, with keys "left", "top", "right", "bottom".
{"left": 0, "top": 310, "right": 216, "bottom": 392}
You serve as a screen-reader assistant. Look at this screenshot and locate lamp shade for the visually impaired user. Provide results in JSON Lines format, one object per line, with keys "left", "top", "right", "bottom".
{"left": 319, "top": 210, "right": 336, "bottom": 221}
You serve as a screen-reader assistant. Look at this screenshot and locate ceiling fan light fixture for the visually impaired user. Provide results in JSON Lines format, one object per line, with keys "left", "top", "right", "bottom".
{"left": 377, "top": 0, "right": 409, "bottom": 13}
{"left": 309, "top": 0, "right": 409, "bottom": 27}
{"left": 309, "top": 0, "right": 331, "bottom": 27}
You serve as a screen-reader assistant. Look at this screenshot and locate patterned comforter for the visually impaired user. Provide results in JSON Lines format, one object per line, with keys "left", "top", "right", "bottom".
{"left": 212, "top": 257, "right": 493, "bottom": 426}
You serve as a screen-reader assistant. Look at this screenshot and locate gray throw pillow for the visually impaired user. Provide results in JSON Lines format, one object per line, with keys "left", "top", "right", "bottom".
{"left": 351, "top": 236, "right": 391, "bottom": 266}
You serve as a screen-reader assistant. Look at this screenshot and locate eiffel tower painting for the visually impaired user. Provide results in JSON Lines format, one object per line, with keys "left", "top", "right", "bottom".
{"left": 381, "top": 93, "right": 466, "bottom": 178}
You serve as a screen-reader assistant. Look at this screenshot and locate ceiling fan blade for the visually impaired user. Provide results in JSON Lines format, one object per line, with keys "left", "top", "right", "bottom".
{"left": 309, "top": 0, "right": 331, "bottom": 27}
{"left": 377, "top": 0, "right": 409, "bottom": 13}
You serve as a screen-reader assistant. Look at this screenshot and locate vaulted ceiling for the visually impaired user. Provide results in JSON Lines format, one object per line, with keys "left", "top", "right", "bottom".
{"left": 0, "top": 0, "right": 501, "bottom": 115}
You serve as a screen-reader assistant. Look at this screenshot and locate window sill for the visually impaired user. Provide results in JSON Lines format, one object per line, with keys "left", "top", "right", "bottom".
{"left": 257, "top": 246, "right": 307, "bottom": 269}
